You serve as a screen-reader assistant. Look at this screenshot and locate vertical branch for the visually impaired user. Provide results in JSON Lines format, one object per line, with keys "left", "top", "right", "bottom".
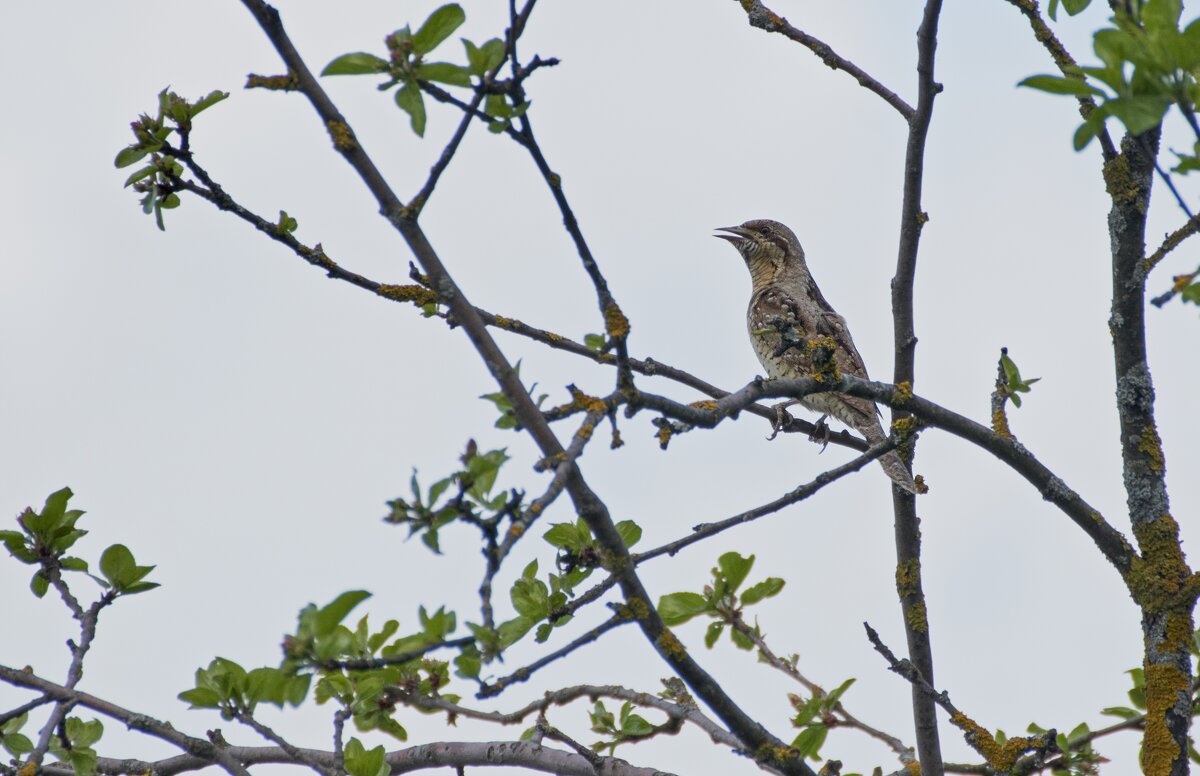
{"left": 890, "top": 2, "right": 945, "bottom": 774}
{"left": 1106, "top": 129, "right": 1195, "bottom": 776}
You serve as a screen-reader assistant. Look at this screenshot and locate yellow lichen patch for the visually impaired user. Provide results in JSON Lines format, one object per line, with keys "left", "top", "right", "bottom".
{"left": 326, "top": 120, "right": 357, "bottom": 151}
{"left": 892, "top": 416, "right": 922, "bottom": 438}
{"left": 657, "top": 424, "right": 673, "bottom": 450}
{"left": 894, "top": 380, "right": 914, "bottom": 403}
{"left": 905, "top": 601, "right": 928, "bottom": 633}
{"left": 17, "top": 762, "right": 36, "bottom": 776}
{"left": 904, "top": 762, "right": 921, "bottom": 776}
{"left": 656, "top": 629, "right": 687, "bottom": 659}
{"left": 914, "top": 475, "right": 928, "bottom": 494}
{"left": 1103, "top": 154, "right": 1140, "bottom": 206}
{"left": 1141, "top": 661, "right": 1189, "bottom": 776}
{"left": 506, "top": 523, "right": 526, "bottom": 539}
{"left": 991, "top": 407, "right": 1012, "bottom": 439}
{"left": 619, "top": 597, "right": 651, "bottom": 621}
{"left": 492, "top": 315, "right": 519, "bottom": 330}
{"left": 245, "top": 72, "right": 298, "bottom": 91}
{"left": 610, "top": 428, "right": 624, "bottom": 449}
{"left": 949, "top": 712, "right": 1035, "bottom": 771}
{"left": 754, "top": 744, "right": 800, "bottom": 769}
{"left": 895, "top": 559, "right": 921, "bottom": 599}
{"left": 1125, "top": 514, "right": 1191, "bottom": 611}
{"left": 567, "top": 386, "right": 608, "bottom": 414}
{"left": 688, "top": 400, "right": 719, "bottom": 412}
{"left": 576, "top": 421, "right": 595, "bottom": 441}
{"left": 377, "top": 284, "right": 437, "bottom": 307}
{"left": 604, "top": 303, "right": 630, "bottom": 340}
{"left": 1138, "top": 423, "right": 1165, "bottom": 472}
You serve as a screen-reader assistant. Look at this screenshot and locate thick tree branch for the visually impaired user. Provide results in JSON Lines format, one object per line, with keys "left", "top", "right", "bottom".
{"left": 42, "top": 741, "right": 673, "bottom": 776}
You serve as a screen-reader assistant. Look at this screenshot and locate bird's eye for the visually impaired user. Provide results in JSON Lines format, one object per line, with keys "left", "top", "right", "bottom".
{"left": 758, "top": 226, "right": 772, "bottom": 236}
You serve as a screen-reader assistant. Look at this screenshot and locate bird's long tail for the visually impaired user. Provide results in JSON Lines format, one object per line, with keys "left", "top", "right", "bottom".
{"left": 859, "top": 420, "right": 918, "bottom": 494}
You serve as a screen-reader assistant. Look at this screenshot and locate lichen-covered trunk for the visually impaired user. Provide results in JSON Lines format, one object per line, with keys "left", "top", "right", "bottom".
{"left": 1105, "top": 131, "right": 1195, "bottom": 776}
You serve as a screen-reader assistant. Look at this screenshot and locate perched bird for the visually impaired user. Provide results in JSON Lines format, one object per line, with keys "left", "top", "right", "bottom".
{"left": 715, "top": 219, "right": 918, "bottom": 494}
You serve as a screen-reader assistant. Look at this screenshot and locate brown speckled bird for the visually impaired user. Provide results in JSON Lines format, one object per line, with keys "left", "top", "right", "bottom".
{"left": 715, "top": 219, "right": 918, "bottom": 494}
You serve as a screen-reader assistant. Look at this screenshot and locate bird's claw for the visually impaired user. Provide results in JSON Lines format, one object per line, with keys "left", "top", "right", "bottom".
{"left": 767, "top": 403, "right": 795, "bottom": 441}
{"left": 808, "top": 415, "right": 831, "bottom": 453}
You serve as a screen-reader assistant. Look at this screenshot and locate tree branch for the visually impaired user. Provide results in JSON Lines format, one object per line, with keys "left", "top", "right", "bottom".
{"left": 732, "top": 0, "right": 915, "bottom": 120}
{"left": 236, "top": 4, "right": 816, "bottom": 772}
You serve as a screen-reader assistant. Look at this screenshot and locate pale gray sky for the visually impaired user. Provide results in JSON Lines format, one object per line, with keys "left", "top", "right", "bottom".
{"left": 3, "top": 2, "right": 1198, "bottom": 774}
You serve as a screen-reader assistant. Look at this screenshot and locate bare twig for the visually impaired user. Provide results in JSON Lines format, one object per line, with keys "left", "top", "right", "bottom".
{"left": 477, "top": 613, "right": 630, "bottom": 698}
{"left": 733, "top": 0, "right": 915, "bottom": 120}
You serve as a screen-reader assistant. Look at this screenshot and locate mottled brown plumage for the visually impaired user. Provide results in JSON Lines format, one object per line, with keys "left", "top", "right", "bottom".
{"left": 715, "top": 219, "right": 917, "bottom": 494}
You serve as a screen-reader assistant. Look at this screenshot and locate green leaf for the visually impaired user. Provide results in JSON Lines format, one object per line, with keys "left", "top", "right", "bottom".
{"left": 717, "top": 552, "right": 754, "bottom": 595}
{"left": 740, "top": 577, "right": 785, "bottom": 605}
{"left": 463, "top": 37, "right": 507, "bottom": 77}
{"left": 615, "top": 520, "right": 642, "bottom": 549}
{"left": 792, "top": 724, "right": 828, "bottom": 759}
{"left": 729, "top": 627, "right": 754, "bottom": 650}
{"left": 395, "top": 82, "right": 427, "bottom": 137}
{"left": 510, "top": 577, "right": 549, "bottom": 620}
{"left": 544, "top": 522, "right": 585, "bottom": 549}
{"left": 277, "top": 210, "right": 298, "bottom": 234}
{"left": 1019, "top": 74, "right": 1104, "bottom": 98}
{"left": 3, "top": 733, "right": 33, "bottom": 756}
{"left": 30, "top": 572, "right": 50, "bottom": 598}
{"left": 178, "top": 687, "right": 222, "bottom": 708}
{"left": 190, "top": 90, "right": 229, "bottom": 116}
{"left": 343, "top": 738, "right": 387, "bottom": 776}
{"left": 412, "top": 4, "right": 466, "bottom": 55}
{"left": 657, "top": 592, "right": 710, "bottom": 625}
{"left": 826, "top": 677, "right": 856, "bottom": 706}
{"left": 704, "top": 621, "right": 723, "bottom": 648}
{"left": 316, "top": 590, "right": 372, "bottom": 635}
{"left": 418, "top": 62, "right": 471, "bottom": 87}
{"left": 67, "top": 718, "right": 103, "bottom": 748}
{"left": 497, "top": 614, "right": 535, "bottom": 648}
{"left": 583, "top": 333, "right": 606, "bottom": 351}
{"left": 114, "top": 146, "right": 150, "bottom": 169}
{"left": 321, "top": 53, "right": 389, "bottom": 76}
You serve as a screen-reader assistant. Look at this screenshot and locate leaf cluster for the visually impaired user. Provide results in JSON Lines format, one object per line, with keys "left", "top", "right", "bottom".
{"left": 113, "top": 88, "right": 228, "bottom": 229}
{"left": 656, "top": 551, "right": 785, "bottom": 650}
{"left": 0, "top": 487, "right": 158, "bottom": 598}
{"left": 320, "top": 4, "right": 523, "bottom": 137}
{"left": 1022, "top": 0, "right": 1200, "bottom": 158}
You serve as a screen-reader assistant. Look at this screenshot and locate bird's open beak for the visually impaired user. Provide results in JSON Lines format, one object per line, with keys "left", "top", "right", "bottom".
{"left": 714, "top": 225, "right": 752, "bottom": 243}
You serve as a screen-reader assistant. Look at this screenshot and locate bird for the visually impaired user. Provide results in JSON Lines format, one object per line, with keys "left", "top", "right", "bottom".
{"left": 714, "top": 219, "right": 918, "bottom": 494}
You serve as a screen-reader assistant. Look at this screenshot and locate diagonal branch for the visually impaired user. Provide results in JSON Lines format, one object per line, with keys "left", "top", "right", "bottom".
{"left": 1001, "top": 0, "right": 1117, "bottom": 160}
{"left": 237, "top": 4, "right": 816, "bottom": 772}
{"left": 733, "top": 0, "right": 915, "bottom": 120}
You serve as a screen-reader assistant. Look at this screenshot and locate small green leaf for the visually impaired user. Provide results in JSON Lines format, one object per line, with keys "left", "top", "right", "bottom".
{"left": 826, "top": 677, "right": 855, "bottom": 706}
{"left": 729, "top": 626, "right": 754, "bottom": 650}
{"left": 418, "top": 62, "right": 471, "bottom": 87}
{"left": 511, "top": 577, "right": 550, "bottom": 620}
{"left": 741, "top": 577, "right": 784, "bottom": 605}
{"left": 277, "top": 210, "right": 298, "bottom": 234}
{"left": 615, "top": 520, "right": 642, "bottom": 549}
{"left": 792, "top": 724, "right": 828, "bottom": 759}
{"left": 316, "top": 590, "right": 372, "bottom": 635}
{"left": 114, "top": 146, "right": 150, "bottom": 169}
{"left": 1018, "top": 74, "right": 1104, "bottom": 98}
{"left": 31, "top": 572, "right": 50, "bottom": 598}
{"left": 321, "top": 53, "right": 389, "bottom": 76}
{"left": 704, "top": 621, "right": 723, "bottom": 648}
{"left": 178, "top": 687, "right": 222, "bottom": 708}
{"left": 412, "top": 4, "right": 466, "bottom": 55}
{"left": 717, "top": 552, "right": 754, "bottom": 594}
{"left": 395, "top": 82, "right": 427, "bottom": 137}
{"left": 657, "top": 592, "right": 710, "bottom": 625}
{"left": 583, "top": 333, "right": 606, "bottom": 351}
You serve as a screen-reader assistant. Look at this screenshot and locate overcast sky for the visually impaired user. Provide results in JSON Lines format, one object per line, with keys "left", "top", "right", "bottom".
{"left": 3, "top": 2, "right": 1199, "bottom": 774}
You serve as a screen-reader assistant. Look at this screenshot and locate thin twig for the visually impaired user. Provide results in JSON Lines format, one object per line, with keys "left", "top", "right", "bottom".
{"left": 734, "top": 0, "right": 914, "bottom": 120}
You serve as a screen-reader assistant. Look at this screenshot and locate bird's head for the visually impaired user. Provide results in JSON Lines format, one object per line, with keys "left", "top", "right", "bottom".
{"left": 714, "top": 219, "right": 805, "bottom": 289}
